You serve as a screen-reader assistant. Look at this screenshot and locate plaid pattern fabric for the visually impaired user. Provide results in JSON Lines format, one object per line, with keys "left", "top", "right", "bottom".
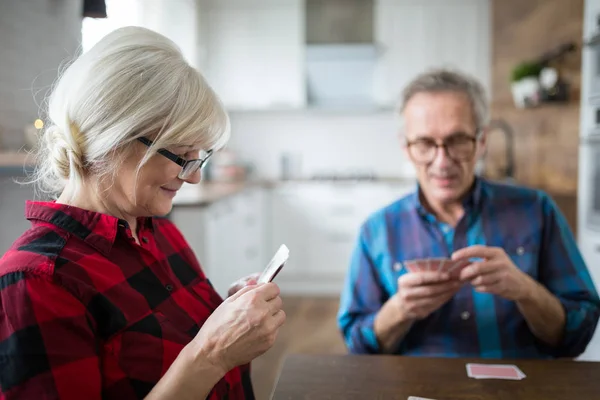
{"left": 0, "top": 201, "right": 254, "bottom": 399}
{"left": 338, "top": 179, "right": 600, "bottom": 358}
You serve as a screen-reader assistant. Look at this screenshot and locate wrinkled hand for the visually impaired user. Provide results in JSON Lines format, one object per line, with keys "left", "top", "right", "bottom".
{"left": 395, "top": 271, "right": 463, "bottom": 321}
{"left": 453, "top": 245, "right": 533, "bottom": 301}
{"left": 227, "top": 273, "right": 261, "bottom": 297}
{"left": 192, "top": 283, "right": 285, "bottom": 374}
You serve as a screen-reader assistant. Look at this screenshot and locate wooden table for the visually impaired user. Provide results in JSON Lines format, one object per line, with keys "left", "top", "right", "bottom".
{"left": 272, "top": 354, "right": 600, "bottom": 400}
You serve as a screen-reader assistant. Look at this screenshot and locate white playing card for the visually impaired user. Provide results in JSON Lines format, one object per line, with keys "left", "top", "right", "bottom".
{"left": 257, "top": 244, "right": 289, "bottom": 284}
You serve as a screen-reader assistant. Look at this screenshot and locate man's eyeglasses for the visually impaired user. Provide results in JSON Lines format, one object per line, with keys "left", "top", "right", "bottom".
{"left": 405, "top": 132, "right": 482, "bottom": 164}
{"left": 137, "top": 137, "right": 213, "bottom": 180}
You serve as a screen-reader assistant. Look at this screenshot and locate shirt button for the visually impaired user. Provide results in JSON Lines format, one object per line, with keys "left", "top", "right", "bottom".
{"left": 142, "top": 237, "right": 149, "bottom": 244}
{"left": 516, "top": 246, "right": 525, "bottom": 255}
{"left": 394, "top": 262, "right": 402, "bottom": 271}
{"left": 461, "top": 311, "right": 470, "bottom": 320}
{"left": 165, "top": 284, "right": 174, "bottom": 292}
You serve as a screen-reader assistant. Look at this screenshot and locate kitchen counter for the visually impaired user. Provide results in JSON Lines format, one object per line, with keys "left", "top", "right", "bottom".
{"left": 172, "top": 181, "right": 249, "bottom": 207}
{"left": 171, "top": 178, "right": 417, "bottom": 207}
{"left": 0, "top": 152, "right": 34, "bottom": 175}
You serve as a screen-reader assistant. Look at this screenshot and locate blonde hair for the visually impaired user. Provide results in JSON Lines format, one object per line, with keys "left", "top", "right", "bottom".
{"left": 31, "top": 26, "right": 230, "bottom": 199}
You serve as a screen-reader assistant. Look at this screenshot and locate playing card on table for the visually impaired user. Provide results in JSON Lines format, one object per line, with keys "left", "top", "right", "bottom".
{"left": 466, "top": 363, "right": 526, "bottom": 380}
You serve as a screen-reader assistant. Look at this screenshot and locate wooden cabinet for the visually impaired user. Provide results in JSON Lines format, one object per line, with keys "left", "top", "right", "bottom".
{"left": 198, "top": 0, "right": 306, "bottom": 110}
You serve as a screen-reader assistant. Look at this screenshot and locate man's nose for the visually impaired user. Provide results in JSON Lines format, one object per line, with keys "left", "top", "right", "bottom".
{"left": 431, "top": 145, "right": 453, "bottom": 168}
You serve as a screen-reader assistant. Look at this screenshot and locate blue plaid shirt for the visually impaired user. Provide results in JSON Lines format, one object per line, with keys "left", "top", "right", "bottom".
{"left": 337, "top": 179, "right": 600, "bottom": 358}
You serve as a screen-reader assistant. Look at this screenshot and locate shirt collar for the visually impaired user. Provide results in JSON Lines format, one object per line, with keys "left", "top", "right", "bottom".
{"left": 413, "top": 177, "right": 484, "bottom": 218}
{"left": 24, "top": 200, "right": 154, "bottom": 256}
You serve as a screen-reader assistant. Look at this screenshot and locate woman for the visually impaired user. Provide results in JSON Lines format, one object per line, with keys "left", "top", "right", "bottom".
{"left": 0, "top": 27, "right": 284, "bottom": 399}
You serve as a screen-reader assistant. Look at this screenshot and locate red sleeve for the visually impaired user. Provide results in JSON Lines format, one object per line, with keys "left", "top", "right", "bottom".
{"left": 0, "top": 271, "right": 101, "bottom": 400}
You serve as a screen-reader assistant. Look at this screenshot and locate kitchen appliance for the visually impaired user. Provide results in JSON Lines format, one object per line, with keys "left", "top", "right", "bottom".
{"left": 580, "top": 132, "right": 600, "bottom": 233}
{"left": 577, "top": 1, "right": 600, "bottom": 361}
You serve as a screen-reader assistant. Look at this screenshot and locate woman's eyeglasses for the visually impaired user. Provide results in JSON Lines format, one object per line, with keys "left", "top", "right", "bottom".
{"left": 405, "top": 131, "right": 482, "bottom": 164}
{"left": 137, "top": 137, "right": 213, "bottom": 180}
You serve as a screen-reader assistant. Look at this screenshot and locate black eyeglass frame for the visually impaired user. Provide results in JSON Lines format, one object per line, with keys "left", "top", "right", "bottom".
{"left": 405, "top": 130, "right": 484, "bottom": 164}
{"left": 137, "top": 136, "right": 213, "bottom": 179}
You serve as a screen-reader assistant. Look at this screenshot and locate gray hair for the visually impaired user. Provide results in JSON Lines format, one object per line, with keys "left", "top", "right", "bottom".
{"left": 399, "top": 68, "right": 489, "bottom": 129}
{"left": 29, "top": 26, "right": 230, "bottom": 200}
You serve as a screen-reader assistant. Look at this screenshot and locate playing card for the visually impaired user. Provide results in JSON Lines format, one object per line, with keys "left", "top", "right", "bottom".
{"left": 416, "top": 259, "right": 430, "bottom": 272}
{"left": 466, "top": 363, "right": 526, "bottom": 380}
{"left": 427, "top": 258, "right": 448, "bottom": 273}
{"left": 447, "top": 258, "right": 471, "bottom": 278}
{"left": 404, "top": 260, "right": 420, "bottom": 273}
{"left": 257, "top": 244, "right": 289, "bottom": 284}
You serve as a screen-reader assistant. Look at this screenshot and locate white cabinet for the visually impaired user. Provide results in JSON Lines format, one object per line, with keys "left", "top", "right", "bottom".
{"left": 170, "top": 188, "right": 266, "bottom": 298}
{"left": 172, "top": 182, "right": 414, "bottom": 296}
{"left": 373, "top": 0, "right": 491, "bottom": 106}
{"left": 198, "top": 0, "right": 306, "bottom": 110}
{"left": 270, "top": 182, "right": 414, "bottom": 294}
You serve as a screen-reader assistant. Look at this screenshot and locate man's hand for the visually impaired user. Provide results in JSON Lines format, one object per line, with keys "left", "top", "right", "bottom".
{"left": 453, "top": 245, "right": 534, "bottom": 301}
{"left": 394, "top": 271, "right": 463, "bottom": 321}
{"left": 374, "top": 271, "right": 462, "bottom": 352}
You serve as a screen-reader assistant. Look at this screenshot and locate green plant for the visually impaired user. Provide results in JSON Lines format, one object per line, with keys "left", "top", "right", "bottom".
{"left": 510, "top": 62, "right": 542, "bottom": 82}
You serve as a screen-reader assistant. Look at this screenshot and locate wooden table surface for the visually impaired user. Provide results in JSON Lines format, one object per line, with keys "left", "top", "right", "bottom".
{"left": 272, "top": 354, "right": 600, "bottom": 400}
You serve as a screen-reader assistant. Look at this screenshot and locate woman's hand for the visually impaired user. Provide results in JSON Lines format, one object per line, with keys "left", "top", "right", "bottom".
{"left": 191, "top": 282, "right": 285, "bottom": 375}
{"left": 227, "top": 273, "right": 261, "bottom": 297}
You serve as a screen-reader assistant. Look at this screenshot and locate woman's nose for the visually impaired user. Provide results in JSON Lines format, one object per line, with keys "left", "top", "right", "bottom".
{"left": 183, "top": 169, "right": 202, "bottom": 184}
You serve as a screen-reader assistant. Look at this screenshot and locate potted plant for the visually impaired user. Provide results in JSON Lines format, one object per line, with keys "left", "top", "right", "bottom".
{"left": 510, "top": 61, "right": 542, "bottom": 108}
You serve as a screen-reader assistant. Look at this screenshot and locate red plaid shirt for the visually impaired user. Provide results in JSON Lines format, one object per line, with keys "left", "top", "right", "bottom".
{"left": 0, "top": 201, "right": 254, "bottom": 399}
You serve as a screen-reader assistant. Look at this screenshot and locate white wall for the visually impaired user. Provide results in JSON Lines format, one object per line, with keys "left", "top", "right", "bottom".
{"left": 226, "top": 111, "right": 416, "bottom": 180}
{"left": 0, "top": 0, "right": 82, "bottom": 150}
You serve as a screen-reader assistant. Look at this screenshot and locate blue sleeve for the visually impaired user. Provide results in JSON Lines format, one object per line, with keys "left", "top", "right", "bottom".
{"left": 539, "top": 192, "right": 600, "bottom": 357}
{"left": 337, "top": 224, "right": 387, "bottom": 354}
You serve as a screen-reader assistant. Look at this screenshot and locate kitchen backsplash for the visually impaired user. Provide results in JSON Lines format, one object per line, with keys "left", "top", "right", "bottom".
{"left": 226, "top": 110, "right": 416, "bottom": 180}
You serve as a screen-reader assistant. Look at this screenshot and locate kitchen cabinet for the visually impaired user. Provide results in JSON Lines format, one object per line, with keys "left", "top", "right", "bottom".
{"left": 197, "top": 0, "right": 490, "bottom": 111}
{"left": 198, "top": 0, "right": 306, "bottom": 110}
{"left": 269, "top": 182, "right": 414, "bottom": 294}
{"left": 373, "top": 0, "right": 491, "bottom": 106}
{"left": 172, "top": 182, "right": 414, "bottom": 297}
{"left": 170, "top": 188, "right": 266, "bottom": 298}
{"left": 576, "top": 234, "right": 600, "bottom": 362}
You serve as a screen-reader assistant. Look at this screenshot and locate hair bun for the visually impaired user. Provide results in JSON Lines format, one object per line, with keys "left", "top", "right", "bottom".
{"left": 43, "top": 124, "right": 85, "bottom": 180}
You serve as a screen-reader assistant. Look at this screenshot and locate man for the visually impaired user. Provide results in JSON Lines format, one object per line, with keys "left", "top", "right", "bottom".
{"left": 337, "top": 69, "right": 600, "bottom": 358}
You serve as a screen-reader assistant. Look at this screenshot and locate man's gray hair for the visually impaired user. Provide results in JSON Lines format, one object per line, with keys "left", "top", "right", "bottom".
{"left": 399, "top": 68, "right": 489, "bottom": 128}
